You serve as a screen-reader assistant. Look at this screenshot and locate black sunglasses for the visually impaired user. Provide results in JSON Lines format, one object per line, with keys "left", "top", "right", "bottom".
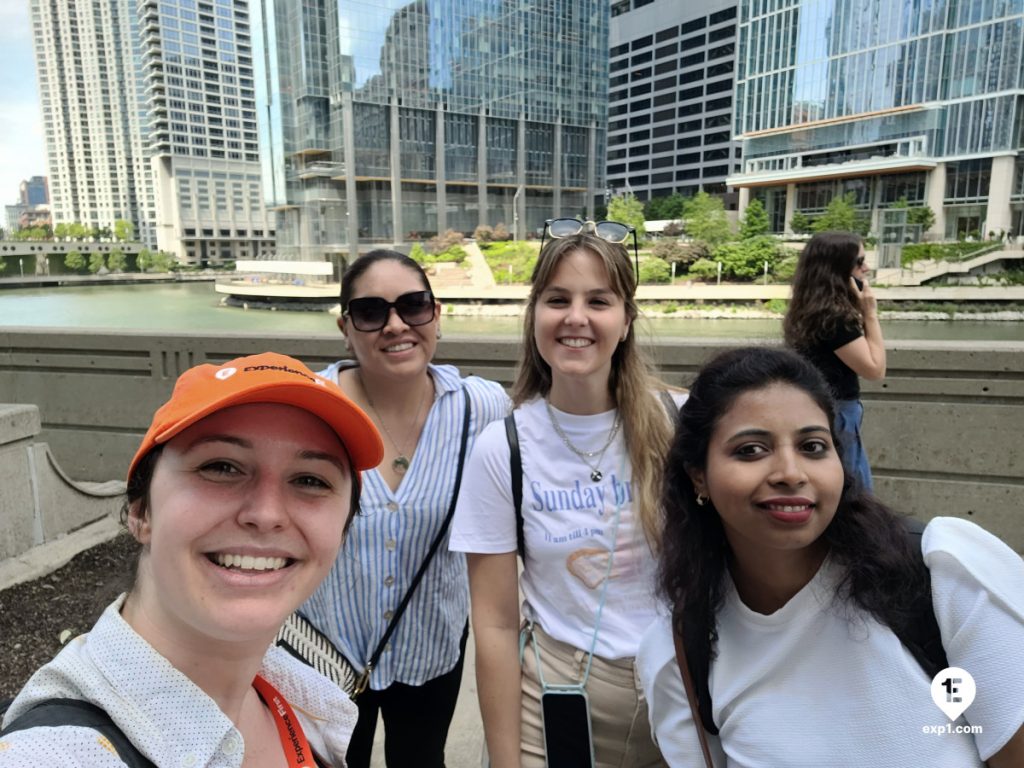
{"left": 344, "top": 290, "right": 436, "bottom": 332}
{"left": 855, "top": 255, "right": 866, "bottom": 266}
{"left": 541, "top": 218, "right": 640, "bottom": 283}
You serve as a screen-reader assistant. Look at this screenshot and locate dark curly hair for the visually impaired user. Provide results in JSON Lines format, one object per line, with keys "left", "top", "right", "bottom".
{"left": 783, "top": 231, "right": 864, "bottom": 349}
{"left": 660, "top": 346, "right": 929, "bottom": 668}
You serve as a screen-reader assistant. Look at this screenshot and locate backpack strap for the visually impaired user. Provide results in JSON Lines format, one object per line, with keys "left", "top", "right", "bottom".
{"left": 1, "top": 699, "right": 156, "bottom": 767}
{"left": 504, "top": 413, "right": 525, "bottom": 560}
{"left": 659, "top": 389, "right": 679, "bottom": 422}
{"left": 672, "top": 627, "right": 715, "bottom": 768}
{"left": 896, "top": 516, "right": 949, "bottom": 679}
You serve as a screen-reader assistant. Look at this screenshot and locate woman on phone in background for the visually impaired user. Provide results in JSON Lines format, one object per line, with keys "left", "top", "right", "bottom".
{"left": 304, "top": 250, "right": 509, "bottom": 768}
{"left": 783, "top": 231, "right": 884, "bottom": 490}
{"left": 450, "top": 222, "right": 681, "bottom": 768}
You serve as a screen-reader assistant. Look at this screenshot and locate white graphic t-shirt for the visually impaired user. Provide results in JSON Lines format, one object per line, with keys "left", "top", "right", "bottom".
{"left": 451, "top": 396, "right": 680, "bottom": 659}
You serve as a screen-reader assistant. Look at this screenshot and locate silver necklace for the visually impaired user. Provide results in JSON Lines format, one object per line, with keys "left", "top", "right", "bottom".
{"left": 545, "top": 399, "right": 622, "bottom": 482}
{"left": 361, "top": 375, "right": 430, "bottom": 475}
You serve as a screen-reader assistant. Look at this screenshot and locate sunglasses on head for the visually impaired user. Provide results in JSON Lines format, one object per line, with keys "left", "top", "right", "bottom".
{"left": 541, "top": 217, "right": 640, "bottom": 283}
{"left": 344, "top": 290, "right": 435, "bottom": 332}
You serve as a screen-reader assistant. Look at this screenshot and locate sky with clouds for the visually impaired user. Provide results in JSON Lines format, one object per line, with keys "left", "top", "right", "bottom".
{"left": 0, "top": 3, "right": 46, "bottom": 208}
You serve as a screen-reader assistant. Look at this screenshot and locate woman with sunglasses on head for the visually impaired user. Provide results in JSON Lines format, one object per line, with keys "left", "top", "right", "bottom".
{"left": 783, "top": 231, "right": 884, "bottom": 491}
{"left": 637, "top": 346, "right": 1024, "bottom": 767}
{"left": 0, "top": 352, "right": 383, "bottom": 766}
{"left": 450, "top": 221, "right": 682, "bottom": 767}
{"left": 302, "top": 249, "right": 509, "bottom": 768}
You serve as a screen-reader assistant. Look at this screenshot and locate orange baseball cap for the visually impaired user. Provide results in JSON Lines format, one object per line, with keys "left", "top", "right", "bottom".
{"left": 127, "top": 352, "right": 383, "bottom": 482}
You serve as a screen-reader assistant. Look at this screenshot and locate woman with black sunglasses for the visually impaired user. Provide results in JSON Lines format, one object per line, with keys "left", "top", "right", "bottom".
{"left": 783, "top": 231, "right": 884, "bottom": 491}
{"left": 301, "top": 250, "right": 510, "bottom": 768}
{"left": 450, "top": 229, "right": 681, "bottom": 767}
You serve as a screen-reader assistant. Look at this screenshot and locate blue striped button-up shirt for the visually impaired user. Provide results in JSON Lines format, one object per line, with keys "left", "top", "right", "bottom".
{"left": 304, "top": 361, "right": 510, "bottom": 689}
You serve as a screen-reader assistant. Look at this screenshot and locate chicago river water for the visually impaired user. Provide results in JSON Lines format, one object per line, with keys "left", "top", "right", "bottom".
{"left": 1, "top": 281, "right": 1022, "bottom": 341}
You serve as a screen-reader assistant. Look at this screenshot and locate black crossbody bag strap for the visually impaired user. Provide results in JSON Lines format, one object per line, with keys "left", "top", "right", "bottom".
{"left": 1, "top": 699, "right": 156, "bottom": 768}
{"left": 504, "top": 413, "right": 525, "bottom": 560}
{"left": 357, "top": 390, "right": 472, "bottom": 689}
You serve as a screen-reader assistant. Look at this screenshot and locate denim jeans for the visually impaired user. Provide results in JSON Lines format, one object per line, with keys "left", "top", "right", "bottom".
{"left": 835, "top": 398, "right": 873, "bottom": 492}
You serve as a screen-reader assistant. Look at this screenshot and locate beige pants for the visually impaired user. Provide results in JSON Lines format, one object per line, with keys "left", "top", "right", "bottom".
{"left": 520, "top": 623, "right": 667, "bottom": 768}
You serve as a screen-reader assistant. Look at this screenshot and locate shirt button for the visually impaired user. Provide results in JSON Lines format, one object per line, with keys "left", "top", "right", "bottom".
{"left": 223, "top": 736, "right": 240, "bottom": 755}
{"left": 385, "top": 642, "right": 393, "bottom": 652}
{"left": 182, "top": 756, "right": 198, "bottom": 768}
{"left": 386, "top": 501, "right": 399, "bottom": 512}
{"left": 384, "top": 575, "right": 395, "bottom": 587}
{"left": 386, "top": 538, "right": 397, "bottom": 551}
{"left": 383, "top": 610, "right": 394, "bottom": 620}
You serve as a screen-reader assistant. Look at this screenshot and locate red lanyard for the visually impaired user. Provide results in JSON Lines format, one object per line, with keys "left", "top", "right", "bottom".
{"left": 252, "top": 674, "right": 318, "bottom": 767}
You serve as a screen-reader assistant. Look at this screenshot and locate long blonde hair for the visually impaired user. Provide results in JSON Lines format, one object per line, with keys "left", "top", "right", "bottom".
{"left": 512, "top": 234, "right": 673, "bottom": 549}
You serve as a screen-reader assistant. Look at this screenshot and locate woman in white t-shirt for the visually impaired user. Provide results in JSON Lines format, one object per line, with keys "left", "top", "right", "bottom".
{"left": 638, "top": 346, "right": 1024, "bottom": 768}
{"left": 450, "top": 223, "right": 679, "bottom": 767}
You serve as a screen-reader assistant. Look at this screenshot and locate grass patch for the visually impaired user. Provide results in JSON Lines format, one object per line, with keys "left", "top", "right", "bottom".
{"left": 481, "top": 241, "right": 539, "bottom": 283}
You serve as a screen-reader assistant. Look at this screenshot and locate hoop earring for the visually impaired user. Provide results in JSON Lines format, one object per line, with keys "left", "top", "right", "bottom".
{"left": 696, "top": 492, "right": 708, "bottom": 506}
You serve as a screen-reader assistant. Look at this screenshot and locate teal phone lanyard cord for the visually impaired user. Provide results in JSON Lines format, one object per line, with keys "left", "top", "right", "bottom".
{"left": 525, "top": 451, "right": 627, "bottom": 693}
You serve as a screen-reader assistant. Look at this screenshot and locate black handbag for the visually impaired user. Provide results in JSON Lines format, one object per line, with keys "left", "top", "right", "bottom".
{"left": 276, "top": 390, "right": 472, "bottom": 699}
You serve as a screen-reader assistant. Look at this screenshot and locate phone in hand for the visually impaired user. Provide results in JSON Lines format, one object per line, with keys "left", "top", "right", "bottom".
{"left": 541, "top": 690, "right": 595, "bottom": 768}
{"left": 853, "top": 276, "right": 864, "bottom": 291}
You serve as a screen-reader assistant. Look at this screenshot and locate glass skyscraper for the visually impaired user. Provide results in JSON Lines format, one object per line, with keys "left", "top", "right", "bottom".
{"left": 256, "top": 0, "right": 609, "bottom": 262}
{"left": 728, "top": 0, "right": 1024, "bottom": 240}
{"left": 140, "top": 0, "right": 275, "bottom": 264}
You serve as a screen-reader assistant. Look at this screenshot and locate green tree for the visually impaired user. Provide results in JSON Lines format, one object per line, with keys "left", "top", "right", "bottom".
{"left": 644, "top": 192, "right": 686, "bottom": 221}
{"left": 54, "top": 223, "right": 68, "bottom": 240}
{"left": 113, "top": 219, "right": 135, "bottom": 242}
{"left": 107, "top": 248, "right": 127, "bottom": 271}
{"left": 711, "top": 236, "right": 782, "bottom": 280}
{"left": 812, "top": 192, "right": 868, "bottom": 234}
{"left": 789, "top": 211, "right": 814, "bottom": 234}
{"left": 88, "top": 252, "right": 106, "bottom": 274}
{"left": 136, "top": 248, "right": 153, "bottom": 271}
{"left": 688, "top": 258, "right": 720, "bottom": 281}
{"left": 153, "top": 251, "right": 176, "bottom": 272}
{"left": 607, "top": 193, "right": 646, "bottom": 238}
{"left": 65, "top": 250, "right": 86, "bottom": 270}
{"left": 740, "top": 198, "right": 770, "bottom": 239}
{"left": 683, "top": 191, "right": 731, "bottom": 245}
{"left": 638, "top": 257, "right": 671, "bottom": 284}
{"left": 68, "top": 222, "right": 89, "bottom": 240}
{"left": 907, "top": 205, "right": 936, "bottom": 232}
{"left": 775, "top": 252, "right": 800, "bottom": 282}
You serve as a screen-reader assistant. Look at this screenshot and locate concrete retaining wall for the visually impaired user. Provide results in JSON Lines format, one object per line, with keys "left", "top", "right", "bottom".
{"left": 2, "top": 328, "right": 1022, "bottom": 551}
{"left": 0, "top": 403, "right": 124, "bottom": 561}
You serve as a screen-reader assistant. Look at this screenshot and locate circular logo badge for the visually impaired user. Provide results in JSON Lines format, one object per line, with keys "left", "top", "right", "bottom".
{"left": 215, "top": 366, "right": 237, "bottom": 380}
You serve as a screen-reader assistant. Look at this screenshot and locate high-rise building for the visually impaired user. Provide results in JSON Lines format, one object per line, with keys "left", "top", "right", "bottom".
{"left": 729, "top": 0, "right": 1024, "bottom": 242}
{"left": 256, "top": 0, "right": 609, "bottom": 262}
{"left": 140, "top": 0, "right": 274, "bottom": 264}
{"left": 608, "top": 0, "right": 741, "bottom": 208}
{"left": 20, "top": 176, "right": 49, "bottom": 206}
{"left": 31, "top": 0, "right": 275, "bottom": 263}
{"left": 30, "top": 0, "right": 157, "bottom": 245}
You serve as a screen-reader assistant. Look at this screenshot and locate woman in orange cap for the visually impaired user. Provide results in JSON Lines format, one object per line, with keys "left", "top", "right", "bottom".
{"left": 0, "top": 352, "right": 383, "bottom": 768}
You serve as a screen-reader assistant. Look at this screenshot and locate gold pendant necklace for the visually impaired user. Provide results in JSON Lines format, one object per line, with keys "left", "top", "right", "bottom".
{"left": 361, "top": 374, "right": 431, "bottom": 475}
